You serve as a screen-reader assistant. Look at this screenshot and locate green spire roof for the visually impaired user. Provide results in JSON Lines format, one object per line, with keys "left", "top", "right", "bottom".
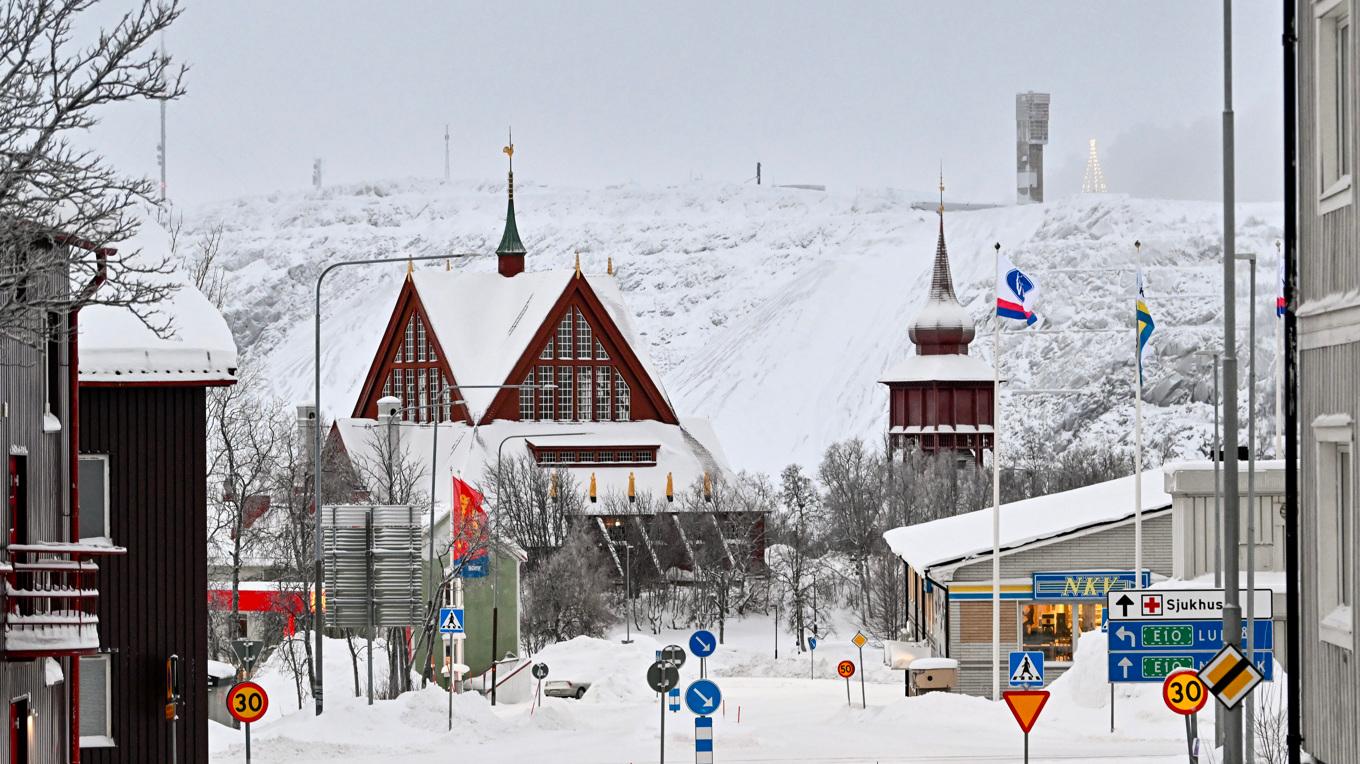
{"left": 496, "top": 171, "right": 526, "bottom": 256}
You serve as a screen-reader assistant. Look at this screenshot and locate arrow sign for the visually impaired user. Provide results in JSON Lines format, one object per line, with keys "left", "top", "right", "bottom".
{"left": 684, "top": 679, "right": 722, "bottom": 715}
{"left": 1107, "top": 619, "right": 1274, "bottom": 651}
{"left": 1114, "top": 593, "right": 1135, "bottom": 619}
{"left": 1108, "top": 650, "right": 1274, "bottom": 683}
{"left": 1115, "top": 625, "right": 1135, "bottom": 646}
{"left": 689, "top": 630, "right": 717, "bottom": 659}
{"left": 1118, "top": 656, "right": 1133, "bottom": 680}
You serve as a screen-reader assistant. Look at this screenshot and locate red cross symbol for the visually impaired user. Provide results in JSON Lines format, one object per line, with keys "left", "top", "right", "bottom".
{"left": 1141, "top": 594, "right": 1163, "bottom": 616}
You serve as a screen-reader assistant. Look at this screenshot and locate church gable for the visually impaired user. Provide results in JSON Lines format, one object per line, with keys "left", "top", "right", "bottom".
{"left": 352, "top": 278, "right": 472, "bottom": 424}
{"left": 484, "top": 276, "right": 677, "bottom": 425}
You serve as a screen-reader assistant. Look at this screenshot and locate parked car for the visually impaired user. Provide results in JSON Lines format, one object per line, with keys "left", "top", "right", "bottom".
{"left": 543, "top": 680, "right": 591, "bottom": 699}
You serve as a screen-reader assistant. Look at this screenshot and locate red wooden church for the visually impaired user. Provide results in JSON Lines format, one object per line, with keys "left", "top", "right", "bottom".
{"left": 329, "top": 144, "right": 759, "bottom": 588}
{"left": 879, "top": 205, "right": 994, "bottom": 462}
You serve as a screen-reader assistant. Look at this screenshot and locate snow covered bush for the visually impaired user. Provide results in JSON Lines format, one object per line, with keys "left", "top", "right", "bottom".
{"left": 520, "top": 526, "right": 616, "bottom": 653}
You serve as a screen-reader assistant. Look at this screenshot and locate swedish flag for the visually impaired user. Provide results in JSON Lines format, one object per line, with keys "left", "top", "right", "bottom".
{"left": 1136, "top": 269, "right": 1155, "bottom": 384}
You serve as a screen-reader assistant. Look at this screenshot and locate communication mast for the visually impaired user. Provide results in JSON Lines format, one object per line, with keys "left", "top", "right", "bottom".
{"left": 444, "top": 124, "right": 451, "bottom": 183}
{"left": 1015, "top": 92, "right": 1050, "bottom": 204}
{"left": 1082, "top": 138, "right": 1108, "bottom": 193}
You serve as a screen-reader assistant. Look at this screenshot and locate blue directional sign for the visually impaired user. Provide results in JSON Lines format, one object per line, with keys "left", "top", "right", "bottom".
{"left": 668, "top": 687, "right": 680, "bottom": 712}
{"left": 684, "top": 679, "right": 722, "bottom": 715}
{"left": 438, "top": 607, "right": 464, "bottom": 634}
{"left": 1107, "top": 649, "right": 1273, "bottom": 682}
{"left": 689, "top": 630, "right": 717, "bottom": 658}
{"left": 1107, "top": 620, "right": 1274, "bottom": 652}
{"left": 1008, "top": 651, "right": 1045, "bottom": 688}
{"left": 808, "top": 637, "right": 818, "bottom": 651}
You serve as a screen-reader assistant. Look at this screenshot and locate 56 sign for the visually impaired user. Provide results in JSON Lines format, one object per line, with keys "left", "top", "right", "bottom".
{"left": 227, "top": 681, "right": 269, "bottom": 724}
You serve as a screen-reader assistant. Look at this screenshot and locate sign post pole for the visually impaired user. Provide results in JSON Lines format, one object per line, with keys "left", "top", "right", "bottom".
{"left": 226, "top": 681, "right": 268, "bottom": 764}
{"left": 1002, "top": 689, "right": 1050, "bottom": 764}
{"left": 659, "top": 688, "right": 665, "bottom": 764}
{"left": 837, "top": 660, "right": 855, "bottom": 708}
{"left": 245, "top": 722, "right": 251, "bottom": 764}
{"left": 852, "top": 632, "right": 868, "bottom": 709}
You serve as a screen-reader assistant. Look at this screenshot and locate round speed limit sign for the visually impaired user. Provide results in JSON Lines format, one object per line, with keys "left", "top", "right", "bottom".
{"left": 837, "top": 660, "right": 856, "bottom": 679}
{"left": 226, "top": 681, "right": 269, "bottom": 724}
{"left": 1162, "top": 669, "right": 1208, "bottom": 715}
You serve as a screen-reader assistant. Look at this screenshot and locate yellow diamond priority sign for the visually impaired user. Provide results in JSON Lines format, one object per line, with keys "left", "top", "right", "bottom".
{"left": 1197, "top": 643, "right": 1263, "bottom": 710}
{"left": 852, "top": 631, "right": 868, "bottom": 649}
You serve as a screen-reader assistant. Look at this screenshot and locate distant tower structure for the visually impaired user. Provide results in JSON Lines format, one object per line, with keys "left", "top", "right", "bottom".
{"left": 157, "top": 35, "right": 168, "bottom": 205}
{"left": 312, "top": 158, "right": 323, "bottom": 190}
{"left": 444, "top": 124, "right": 451, "bottom": 183}
{"left": 1016, "top": 92, "right": 1050, "bottom": 204}
{"left": 1081, "top": 138, "right": 1108, "bottom": 193}
{"left": 879, "top": 175, "right": 994, "bottom": 463}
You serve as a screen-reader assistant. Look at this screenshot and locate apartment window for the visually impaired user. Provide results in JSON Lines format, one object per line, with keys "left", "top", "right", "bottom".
{"left": 78, "top": 655, "right": 114, "bottom": 747}
{"left": 576, "top": 310, "right": 594, "bottom": 359}
{"left": 556, "top": 317, "right": 572, "bottom": 360}
{"left": 538, "top": 366, "right": 554, "bottom": 420}
{"left": 1318, "top": 0, "right": 1354, "bottom": 209}
{"left": 595, "top": 339, "right": 609, "bottom": 360}
{"left": 1314, "top": 413, "right": 1355, "bottom": 648}
{"left": 557, "top": 368, "right": 574, "bottom": 421}
{"left": 78, "top": 455, "right": 110, "bottom": 541}
{"left": 616, "top": 376, "right": 631, "bottom": 421}
{"left": 540, "top": 339, "right": 554, "bottom": 360}
{"left": 520, "top": 371, "right": 535, "bottom": 419}
{"left": 596, "top": 366, "right": 612, "bottom": 420}
{"left": 578, "top": 368, "right": 593, "bottom": 421}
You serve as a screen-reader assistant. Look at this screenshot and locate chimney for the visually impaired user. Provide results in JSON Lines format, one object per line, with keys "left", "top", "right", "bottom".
{"left": 376, "top": 395, "right": 402, "bottom": 457}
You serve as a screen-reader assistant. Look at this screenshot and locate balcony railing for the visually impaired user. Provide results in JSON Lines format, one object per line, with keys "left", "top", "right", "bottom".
{"left": 3, "top": 541, "right": 127, "bottom": 658}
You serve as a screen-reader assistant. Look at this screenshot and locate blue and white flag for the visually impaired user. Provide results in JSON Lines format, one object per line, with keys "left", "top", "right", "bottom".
{"left": 997, "top": 252, "right": 1040, "bottom": 326}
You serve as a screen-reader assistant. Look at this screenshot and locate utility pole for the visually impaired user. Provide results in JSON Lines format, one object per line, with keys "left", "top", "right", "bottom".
{"left": 756, "top": 162, "right": 761, "bottom": 185}
{"left": 444, "top": 124, "right": 451, "bottom": 183}
{"left": 1219, "top": 1, "right": 1243, "bottom": 761}
{"left": 158, "top": 35, "right": 167, "bottom": 205}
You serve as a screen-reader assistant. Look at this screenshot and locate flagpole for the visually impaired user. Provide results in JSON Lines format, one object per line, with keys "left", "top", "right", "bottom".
{"left": 991, "top": 242, "right": 1002, "bottom": 703}
{"left": 1134, "top": 242, "right": 1144, "bottom": 583}
{"left": 1274, "top": 240, "right": 1285, "bottom": 457}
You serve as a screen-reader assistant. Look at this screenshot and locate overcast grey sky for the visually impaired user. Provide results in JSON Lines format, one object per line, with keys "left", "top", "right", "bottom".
{"left": 89, "top": 1, "right": 1284, "bottom": 207}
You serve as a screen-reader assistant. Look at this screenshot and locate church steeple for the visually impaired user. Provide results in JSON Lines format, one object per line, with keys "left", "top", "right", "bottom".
{"left": 907, "top": 174, "right": 976, "bottom": 355}
{"left": 497, "top": 128, "right": 527, "bottom": 277}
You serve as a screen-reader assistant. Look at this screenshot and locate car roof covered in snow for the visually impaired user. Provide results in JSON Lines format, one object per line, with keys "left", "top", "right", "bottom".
{"left": 882, "top": 469, "right": 1171, "bottom": 575}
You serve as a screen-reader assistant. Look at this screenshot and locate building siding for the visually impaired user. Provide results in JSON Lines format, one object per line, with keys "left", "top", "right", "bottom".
{"left": 1297, "top": 0, "right": 1360, "bottom": 760}
{"left": 77, "top": 386, "right": 208, "bottom": 764}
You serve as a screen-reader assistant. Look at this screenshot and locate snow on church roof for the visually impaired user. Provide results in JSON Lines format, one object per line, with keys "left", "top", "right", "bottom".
{"left": 879, "top": 353, "right": 994, "bottom": 384}
{"left": 410, "top": 269, "right": 672, "bottom": 420}
{"left": 78, "top": 212, "right": 238, "bottom": 385}
{"left": 882, "top": 470, "right": 1171, "bottom": 575}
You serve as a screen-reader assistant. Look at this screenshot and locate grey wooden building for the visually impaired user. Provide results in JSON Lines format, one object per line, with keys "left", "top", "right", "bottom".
{"left": 884, "top": 471, "right": 1173, "bottom": 697}
{"left": 1297, "top": 0, "right": 1358, "bottom": 760}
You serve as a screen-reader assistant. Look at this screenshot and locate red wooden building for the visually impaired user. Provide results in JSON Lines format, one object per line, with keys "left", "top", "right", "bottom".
{"left": 879, "top": 208, "right": 993, "bottom": 462}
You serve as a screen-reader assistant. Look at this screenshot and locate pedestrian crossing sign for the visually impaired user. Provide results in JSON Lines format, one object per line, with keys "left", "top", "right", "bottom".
{"left": 1008, "top": 650, "right": 1045, "bottom": 688}
{"left": 439, "top": 607, "right": 465, "bottom": 635}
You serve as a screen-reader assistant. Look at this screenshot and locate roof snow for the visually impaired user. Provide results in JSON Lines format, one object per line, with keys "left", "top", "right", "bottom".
{"left": 882, "top": 470, "right": 1171, "bottom": 575}
{"left": 78, "top": 211, "right": 238, "bottom": 385}
{"left": 410, "top": 269, "right": 671, "bottom": 420}
{"left": 879, "top": 353, "right": 994, "bottom": 384}
{"left": 333, "top": 416, "right": 732, "bottom": 541}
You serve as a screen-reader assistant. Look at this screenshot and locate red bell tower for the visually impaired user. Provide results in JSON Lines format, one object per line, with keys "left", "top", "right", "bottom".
{"left": 879, "top": 190, "right": 994, "bottom": 463}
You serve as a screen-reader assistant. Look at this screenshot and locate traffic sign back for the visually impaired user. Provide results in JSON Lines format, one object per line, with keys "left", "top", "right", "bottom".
{"left": 531, "top": 662, "right": 549, "bottom": 680}
{"left": 661, "top": 644, "right": 687, "bottom": 667}
{"left": 1002, "top": 690, "right": 1050, "bottom": 734}
{"left": 647, "top": 660, "right": 680, "bottom": 693}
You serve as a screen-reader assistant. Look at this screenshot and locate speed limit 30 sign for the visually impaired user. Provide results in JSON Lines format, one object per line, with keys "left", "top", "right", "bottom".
{"left": 1162, "top": 669, "right": 1208, "bottom": 715}
{"left": 227, "top": 681, "right": 269, "bottom": 724}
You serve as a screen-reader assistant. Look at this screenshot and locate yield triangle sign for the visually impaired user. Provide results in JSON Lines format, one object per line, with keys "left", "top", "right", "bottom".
{"left": 1002, "top": 690, "right": 1050, "bottom": 734}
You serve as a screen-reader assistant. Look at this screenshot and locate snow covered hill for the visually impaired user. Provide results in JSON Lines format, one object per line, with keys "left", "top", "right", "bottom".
{"left": 180, "top": 179, "right": 1281, "bottom": 476}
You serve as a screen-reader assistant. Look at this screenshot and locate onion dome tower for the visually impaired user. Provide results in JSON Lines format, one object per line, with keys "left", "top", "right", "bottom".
{"left": 879, "top": 176, "right": 994, "bottom": 462}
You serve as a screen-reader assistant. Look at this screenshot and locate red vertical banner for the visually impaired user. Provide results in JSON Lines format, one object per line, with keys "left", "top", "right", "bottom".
{"left": 451, "top": 476, "right": 489, "bottom": 577}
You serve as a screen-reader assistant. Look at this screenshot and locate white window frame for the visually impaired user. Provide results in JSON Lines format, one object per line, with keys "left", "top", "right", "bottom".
{"left": 1313, "top": 413, "right": 1355, "bottom": 648}
{"left": 77, "top": 455, "right": 110, "bottom": 542}
{"left": 78, "top": 654, "right": 114, "bottom": 748}
{"left": 1316, "top": 0, "right": 1354, "bottom": 213}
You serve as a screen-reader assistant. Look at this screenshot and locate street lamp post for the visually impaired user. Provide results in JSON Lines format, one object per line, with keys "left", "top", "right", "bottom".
{"left": 490, "top": 430, "right": 590, "bottom": 705}
{"left": 313, "top": 252, "right": 477, "bottom": 715}
{"left": 1195, "top": 350, "right": 1223, "bottom": 587}
{"left": 615, "top": 538, "right": 634, "bottom": 644}
{"left": 1236, "top": 250, "right": 1259, "bottom": 764}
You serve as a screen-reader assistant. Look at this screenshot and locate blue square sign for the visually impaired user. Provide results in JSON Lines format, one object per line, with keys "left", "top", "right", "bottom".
{"left": 1008, "top": 650, "right": 1045, "bottom": 688}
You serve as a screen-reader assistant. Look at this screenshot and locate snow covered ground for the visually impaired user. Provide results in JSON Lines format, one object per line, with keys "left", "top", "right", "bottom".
{"left": 211, "top": 612, "right": 1258, "bottom": 763}
{"left": 180, "top": 180, "right": 1282, "bottom": 476}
